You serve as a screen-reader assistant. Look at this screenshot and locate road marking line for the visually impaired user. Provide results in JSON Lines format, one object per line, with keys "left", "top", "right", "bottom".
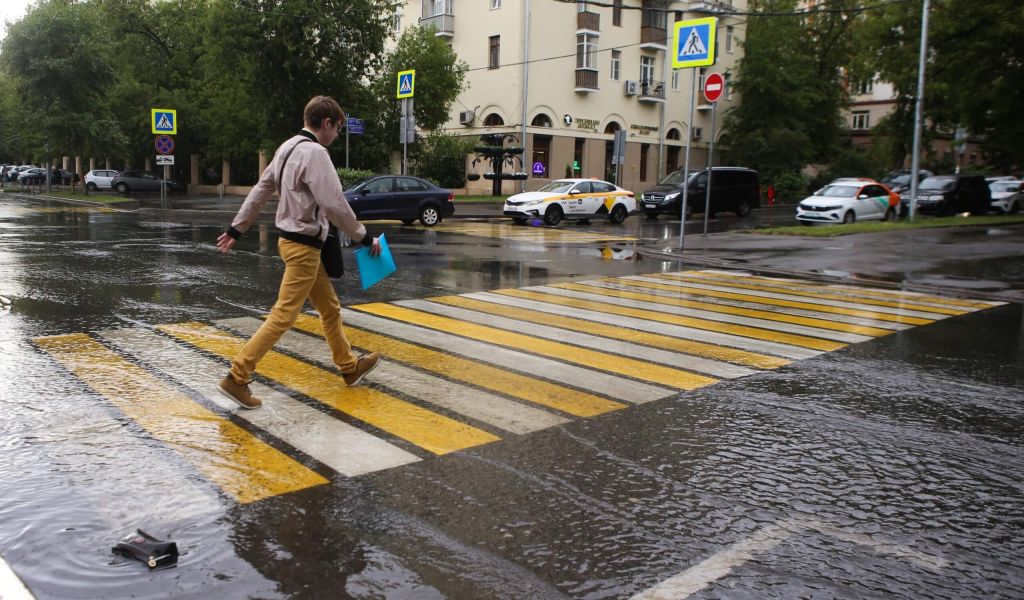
{"left": 339, "top": 309, "right": 674, "bottom": 404}
{"left": 632, "top": 518, "right": 949, "bottom": 599}
{"left": 690, "top": 270, "right": 1000, "bottom": 311}
{"left": 408, "top": 298, "right": 758, "bottom": 379}
{"left": 0, "top": 554, "right": 35, "bottom": 600}
{"left": 219, "top": 317, "right": 569, "bottom": 435}
{"left": 34, "top": 333, "right": 328, "bottom": 504}
{"left": 461, "top": 291, "right": 791, "bottom": 369}
{"left": 578, "top": 278, "right": 911, "bottom": 331}
{"left": 290, "top": 314, "right": 626, "bottom": 417}
{"left": 498, "top": 287, "right": 821, "bottom": 360}
{"left": 434, "top": 222, "right": 637, "bottom": 244}
{"left": 158, "top": 322, "right": 500, "bottom": 455}
{"left": 636, "top": 275, "right": 945, "bottom": 321}
{"left": 352, "top": 303, "right": 719, "bottom": 391}
{"left": 98, "top": 327, "right": 420, "bottom": 477}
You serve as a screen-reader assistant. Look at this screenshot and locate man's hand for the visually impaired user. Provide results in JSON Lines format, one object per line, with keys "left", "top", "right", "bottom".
{"left": 369, "top": 236, "right": 382, "bottom": 257}
{"left": 216, "top": 232, "right": 237, "bottom": 253}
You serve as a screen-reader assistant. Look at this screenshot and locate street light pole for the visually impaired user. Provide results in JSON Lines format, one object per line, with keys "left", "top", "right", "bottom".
{"left": 908, "top": 0, "right": 930, "bottom": 221}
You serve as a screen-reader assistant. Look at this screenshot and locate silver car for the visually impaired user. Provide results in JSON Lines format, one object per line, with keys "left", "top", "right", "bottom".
{"left": 84, "top": 169, "right": 119, "bottom": 191}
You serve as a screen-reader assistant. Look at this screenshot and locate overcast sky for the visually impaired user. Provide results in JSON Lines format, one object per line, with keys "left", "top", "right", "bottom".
{"left": 0, "top": 0, "right": 33, "bottom": 40}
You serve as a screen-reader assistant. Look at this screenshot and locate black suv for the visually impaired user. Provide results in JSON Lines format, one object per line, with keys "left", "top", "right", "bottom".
{"left": 640, "top": 167, "right": 760, "bottom": 219}
{"left": 899, "top": 174, "right": 991, "bottom": 216}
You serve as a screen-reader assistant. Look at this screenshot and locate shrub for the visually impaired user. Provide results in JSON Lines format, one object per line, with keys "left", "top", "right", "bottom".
{"left": 336, "top": 167, "right": 375, "bottom": 189}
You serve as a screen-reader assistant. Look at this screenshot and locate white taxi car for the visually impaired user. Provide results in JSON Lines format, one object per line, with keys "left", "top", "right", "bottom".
{"left": 503, "top": 178, "right": 637, "bottom": 226}
{"left": 796, "top": 179, "right": 899, "bottom": 225}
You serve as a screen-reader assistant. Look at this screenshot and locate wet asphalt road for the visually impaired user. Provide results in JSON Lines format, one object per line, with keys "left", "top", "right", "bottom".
{"left": 0, "top": 195, "right": 1022, "bottom": 599}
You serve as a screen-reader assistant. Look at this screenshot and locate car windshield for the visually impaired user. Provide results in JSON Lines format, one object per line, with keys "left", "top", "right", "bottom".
{"left": 990, "top": 182, "right": 1020, "bottom": 193}
{"left": 814, "top": 185, "right": 858, "bottom": 198}
{"left": 919, "top": 177, "right": 955, "bottom": 192}
{"left": 659, "top": 171, "right": 686, "bottom": 186}
{"left": 884, "top": 174, "right": 911, "bottom": 186}
{"left": 537, "top": 181, "right": 575, "bottom": 193}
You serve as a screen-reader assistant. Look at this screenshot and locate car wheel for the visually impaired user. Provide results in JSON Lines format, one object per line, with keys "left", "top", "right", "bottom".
{"left": 400, "top": 218, "right": 416, "bottom": 225}
{"left": 1009, "top": 202, "right": 1020, "bottom": 215}
{"left": 511, "top": 217, "right": 527, "bottom": 225}
{"left": 645, "top": 212, "right": 658, "bottom": 219}
{"left": 419, "top": 204, "right": 441, "bottom": 226}
{"left": 543, "top": 204, "right": 563, "bottom": 226}
{"left": 86, "top": 182, "right": 97, "bottom": 192}
{"left": 163, "top": 182, "right": 175, "bottom": 194}
{"left": 799, "top": 220, "right": 813, "bottom": 227}
{"left": 884, "top": 208, "right": 896, "bottom": 222}
{"left": 609, "top": 204, "right": 628, "bottom": 224}
{"left": 116, "top": 182, "right": 128, "bottom": 194}
{"left": 842, "top": 210, "right": 855, "bottom": 224}
{"left": 735, "top": 200, "right": 752, "bottom": 217}
{"left": 684, "top": 202, "right": 695, "bottom": 220}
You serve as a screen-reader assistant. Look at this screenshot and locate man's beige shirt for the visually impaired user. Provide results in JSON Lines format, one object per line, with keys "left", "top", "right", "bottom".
{"left": 230, "top": 133, "right": 368, "bottom": 243}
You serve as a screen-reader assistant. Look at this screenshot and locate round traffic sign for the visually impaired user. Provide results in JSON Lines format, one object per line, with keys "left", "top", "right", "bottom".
{"left": 703, "top": 72, "right": 725, "bottom": 103}
{"left": 155, "top": 135, "right": 175, "bottom": 155}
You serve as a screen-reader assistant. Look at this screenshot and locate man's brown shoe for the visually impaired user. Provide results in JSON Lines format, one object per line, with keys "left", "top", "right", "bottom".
{"left": 343, "top": 352, "right": 380, "bottom": 387}
{"left": 218, "top": 375, "right": 262, "bottom": 409}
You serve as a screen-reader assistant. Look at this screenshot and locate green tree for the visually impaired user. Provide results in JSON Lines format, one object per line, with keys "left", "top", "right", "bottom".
{"left": 412, "top": 130, "right": 475, "bottom": 188}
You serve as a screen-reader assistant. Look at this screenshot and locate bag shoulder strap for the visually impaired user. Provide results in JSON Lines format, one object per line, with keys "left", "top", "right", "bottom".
{"left": 275, "top": 138, "right": 311, "bottom": 195}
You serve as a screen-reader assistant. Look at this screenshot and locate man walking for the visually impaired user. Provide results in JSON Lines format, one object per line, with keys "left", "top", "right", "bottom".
{"left": 215, "top": 95, "right": 381, "bottom": 409}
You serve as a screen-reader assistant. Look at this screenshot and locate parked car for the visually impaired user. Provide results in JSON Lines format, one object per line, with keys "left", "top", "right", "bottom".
{"left": 988, "top": 180, "right": 1022, "bottom": 214}
{"left": 880, "top": 169, "right": 933, "bottom": 194}
{"left": 640, "top": 167, "right": 760, "bottom": 219}
{"left": 899, "top": 174, "right": 991, "bottom": 216}
{"left": 503, "top": 178, "right": 636, "bottom": 226}
{"left": 17, "top": 168, "right": 48, "bottom": 185}
{"left": 8, "top": 165, "right": 36, "bottom": 182}
{"left": 110, "top": 170, "right": 180, "bottom": 194}
{"left": 344, "top": 175, "right": 454, "bottom": 226}
{"left": 796, "top": 180, "right": 899, "bottom": 225}
{"left": 85, "top": 169, "right": 120, "bottom": 191}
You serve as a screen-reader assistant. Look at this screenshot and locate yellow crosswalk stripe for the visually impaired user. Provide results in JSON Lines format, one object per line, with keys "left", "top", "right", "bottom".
{"left": 687, "top": 270, "right": 996, "bottom": 310}
{"left": 34, "top": 333, "right": 327, "bottom": 504}
{"left": 434, "top": 222, "right": 637, "bottom": 243}
{"left": 427, "top": 294, "right": 790, "bottom": 370}
{"left": 159, "top": 322, "right": 500, "bottom": 456}
{"left": 660, "top": 272, "right": 966, "bottom": 316}
{"left": 350, "top": 303, "right": 719, "bottom": 390}
{"left": 596, "top": 278, "right": 933, "bottom": 326}
{"left": 290, "top": 314, "right": 625, "bottom": 417}
{"left": 540, "top": 284, "right": 847, "bottom": 351}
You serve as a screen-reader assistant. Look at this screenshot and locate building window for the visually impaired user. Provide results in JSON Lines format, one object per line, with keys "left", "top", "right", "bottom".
{"left": 726, "top": 26, "right": 734, "bottom": 53}
{"left": 724, "top": 72, "right": 732, "bottom": 100}
{"left": 642, "top": 1, "right": 666, "bottom": 29}
{"left": 491, "top": 0, "right": 501, "bottom": 8}
{"left": 640, "top": 144, "right": 649, "bottom": 182}
{"left": 610, "top": 50, "right": 621, "bottom": 81}
{"left": 423, "top": 0, "right": 452, "bottom": 17}
{"left": 577, "top": 1, "right": 587, "bottom": 12}
{"left": 640, "top": 56, "right": 655, "bottom": 85}
{"left": 574, "top": 138, "right": 585, "bottom": 176}
{"left": 857, "top": 79, "right": 874, "bottom": 95}
{"left": 532, "top": 136, "right": 551, "bottom": 178}
{"left": 489, "top": 35, "right": 500, "bottom": 69}
{"left": 393, "top": 8, "right": 402, "bottom": 33}
{"left": 671, "top": 69, "right": 680, "bottom": 91}
{"left": 851, "top": 111, "right": 870, "bottom": 130}
{"left": 577, "top": 34, "right": 597, "bottom": 70}
{"left": 531, "top": 114, "right": 553, "bottom": 128}
{"left": 697, "top": 67, "right": 706, "bottom": 92}
{"left": 613, "top": 0, "right": 622, "bottom": 26}
{"left": 484, "top": 113, "right": 504, "bottom": 127}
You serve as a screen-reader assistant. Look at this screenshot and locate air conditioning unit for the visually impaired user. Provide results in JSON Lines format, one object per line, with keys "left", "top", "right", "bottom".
{"left": 691, "top": 127, "right": 703, "bottom": 141}
{"left": 458, "top": 110, "right": 475, "bottom": 125}
{"left": 624, "top": 80, "right": 638, "bottom": 96}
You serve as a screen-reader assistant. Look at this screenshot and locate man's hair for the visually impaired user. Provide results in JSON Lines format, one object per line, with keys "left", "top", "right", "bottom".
{"left": 303, "top": 96, "right": 345, "bottom": 129}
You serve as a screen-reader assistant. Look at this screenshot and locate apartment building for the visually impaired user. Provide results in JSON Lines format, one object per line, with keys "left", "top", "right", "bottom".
{"left": 396, "top": 0, "right": 747, "bottom": 194}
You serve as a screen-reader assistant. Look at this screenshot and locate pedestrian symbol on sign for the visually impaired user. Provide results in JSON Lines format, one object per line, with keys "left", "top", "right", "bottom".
{"left": 682, "top": 28, "right": 707, "bottom": 57}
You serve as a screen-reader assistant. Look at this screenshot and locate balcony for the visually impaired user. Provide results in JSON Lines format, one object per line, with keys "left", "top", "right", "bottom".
{"left": 419, "top": 13, "right": 454, "bottom": 37}
{"left": 576, "top": 10, "right": 600, "bottom": 33}
{"left": 687, "top": 0, "right": 733, "bottom": 14}
{"left": 575, "top": 69, "right": 598, "bottom": 93}
{"left": 638, "top": 80, "right": 665, "bottom": 103}
{"left": 640, "top": 25, "right": 667, "bottom": 51}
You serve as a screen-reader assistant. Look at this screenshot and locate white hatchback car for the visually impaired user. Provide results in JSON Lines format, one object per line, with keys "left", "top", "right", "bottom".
{"left": 503, "top": 178, "right": 636, "bottom": 226}
{"left": 84, "top": 169, "right": 120, "bottom": 191}
{"left": 796, "top": 180, "right": 899, "bottom": 225}
{"left": 988, "top": 180, "right": 1021, "bottom": 214}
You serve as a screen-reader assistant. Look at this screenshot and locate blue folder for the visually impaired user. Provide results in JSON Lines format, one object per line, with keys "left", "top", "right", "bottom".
{"left": 354, "top": 233, "right": 396, "bottom": 290}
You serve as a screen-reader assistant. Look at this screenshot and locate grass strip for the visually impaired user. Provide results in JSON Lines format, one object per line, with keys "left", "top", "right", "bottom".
{"left": 753, "top": 215, "right": 1024, "bottom": 236}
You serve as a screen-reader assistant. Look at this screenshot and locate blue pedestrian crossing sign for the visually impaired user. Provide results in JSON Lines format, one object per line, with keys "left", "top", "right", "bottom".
{"left": 396, "top": 70, "right": 415, "bottom": 99}
{"left": 673, "top": 17, "right": 717, "bottom": 69}
{"left": 151, "top": 108, "right": 177, "bottom": 135}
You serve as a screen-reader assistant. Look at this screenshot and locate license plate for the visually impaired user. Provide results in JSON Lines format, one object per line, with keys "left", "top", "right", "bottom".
{"left": 644, "top": 203, "right": 655, "bottom": 209}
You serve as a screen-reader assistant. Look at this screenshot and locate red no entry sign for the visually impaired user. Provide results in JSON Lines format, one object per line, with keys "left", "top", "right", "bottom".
{"left": 155, "top": 135, "right": 175, "bottom": 155}
{"left": 704, "top": 72, "right": 724, "bottom": 103}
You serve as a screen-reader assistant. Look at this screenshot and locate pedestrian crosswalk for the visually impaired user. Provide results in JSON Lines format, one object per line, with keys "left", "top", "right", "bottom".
{"left": 433, "top": 221, "right": 638, "bottom": 244}
{"left": 32, "top": 270, "right": 1004, "bottom": 504}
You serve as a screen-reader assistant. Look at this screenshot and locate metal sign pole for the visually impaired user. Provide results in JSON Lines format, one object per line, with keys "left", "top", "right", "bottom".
{"left": 703, "top": 101, "right": 717, "bottom": 236}
{"left": 401, "top": 98, "right": 409, "bottom": 176}
{"left": 345, "top": 121, "right": 350, "bottom": 169}
{"left": 679, "top": 69, "right": 698, "bottom": 251}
